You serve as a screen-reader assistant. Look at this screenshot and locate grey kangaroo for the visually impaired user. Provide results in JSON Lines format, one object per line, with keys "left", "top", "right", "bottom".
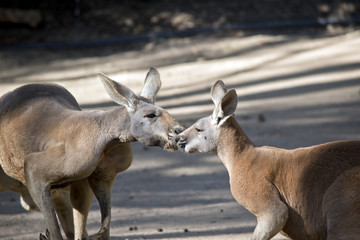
{"left": 0, "top": 67, "right": 183, "bottom": 240}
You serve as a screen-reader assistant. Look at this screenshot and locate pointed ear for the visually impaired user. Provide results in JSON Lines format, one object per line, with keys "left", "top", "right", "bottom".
{"left": 220, "top": 89, "right": 237, "bottom": 117}
{"left": 211, "top": 80, "right": 227, "bottom": 121}
{"left": 213, "top": 89, "right": 238, "bottom": 126}
{"left": 211, "top": 80, "right": 227, "bottom": 106}
{"left": 140, "top": 67, "right": 162, "bottom": 102}
{"left": 98, "top": 73, "right": 139, "bottom": 111}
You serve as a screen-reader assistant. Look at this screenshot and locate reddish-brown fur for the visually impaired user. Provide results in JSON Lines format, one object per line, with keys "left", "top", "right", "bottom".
{"left": 179, "top": 80, "right": 360, "bottom": 240}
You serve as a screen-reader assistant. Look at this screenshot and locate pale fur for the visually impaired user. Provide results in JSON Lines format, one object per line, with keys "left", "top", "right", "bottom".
{"left": 0, "top": 67, "right": 183, "bottom": 240}
{"left": 178, "top": 80, "right": 360, "bottom": 240}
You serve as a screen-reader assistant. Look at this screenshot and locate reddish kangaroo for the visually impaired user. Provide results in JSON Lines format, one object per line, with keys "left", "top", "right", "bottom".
{"left": 178, "top": 80, "right": 360, "bottom": 240}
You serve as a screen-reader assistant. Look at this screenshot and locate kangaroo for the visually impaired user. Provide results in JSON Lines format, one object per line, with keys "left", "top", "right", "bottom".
{"left": 0, "top": 164, "right": 76, "bottom": 239}
{"left": 178, "top": 80, "right": 360, "bottom": 240}
{"left": 0, "top": 164, "right": 37, "bottom": 211}
{"left": 0, "top": 67, "right": 183, "bottom": 240}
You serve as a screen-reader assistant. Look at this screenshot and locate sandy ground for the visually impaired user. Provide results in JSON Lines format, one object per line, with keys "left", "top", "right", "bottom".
{"left": 0, "top": 29, "right": 360, "bottom": 239}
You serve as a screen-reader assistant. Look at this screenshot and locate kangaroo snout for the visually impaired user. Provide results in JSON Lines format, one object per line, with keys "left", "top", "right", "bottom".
{"left": 168, "top": 126, "right": 184, "bottom": 141}
{"left": 177, "top": 134, "right": 187, "bottom": 149}
{"left": 174, "top": 126, "right": 184, "bottom": 135}
{"left": 173, "top": 126, "right": 184, "bottom": 141}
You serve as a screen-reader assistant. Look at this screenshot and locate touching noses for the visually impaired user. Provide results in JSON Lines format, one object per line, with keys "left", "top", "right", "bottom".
{"left": 176, "top": 132, "right": 187, "bottom": 149}
{"left": 169, "top": 125, "right": 184, "bottom": 143}
{"left": 174, "top": 126, "right": 184, "bottom": 142}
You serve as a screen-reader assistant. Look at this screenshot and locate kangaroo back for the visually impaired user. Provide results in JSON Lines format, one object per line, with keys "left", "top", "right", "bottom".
{"left": 0, "top": 83, "right": 80, "bottom": 116}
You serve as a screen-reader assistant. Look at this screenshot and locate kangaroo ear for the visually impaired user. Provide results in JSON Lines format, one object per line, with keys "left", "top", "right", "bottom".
{"left": 220, "top": 89, "right": 237, "bottom": 117}
{"left": 98, "top": 73, "right": 139, "bottom": 111}
{"left": 213, "top": 89, "right": 238, "bottom": 126}
{"left": 140, "top": 67, "right": 162, "bottom": 103}
{"left": 211, "top": 80, "right": 227, "bottom": 106}
{"left": 211, "top": 80, "right": 227, "bottom": 122}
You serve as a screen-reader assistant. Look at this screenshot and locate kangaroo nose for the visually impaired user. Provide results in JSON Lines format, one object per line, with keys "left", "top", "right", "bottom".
{"left": 177, "top": 134, "right": 186, "bottom": 148}
{"left": 174, "top": 126, "right": 184, "bottom": 135}
{"left": 175, "top": 134, "right": 182, "bottom": 143}
{"left": 175, "top": 131, "right": 184, "bottom": 143}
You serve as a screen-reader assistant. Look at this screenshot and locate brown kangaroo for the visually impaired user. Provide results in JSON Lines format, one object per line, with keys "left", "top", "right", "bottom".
{"left": 178, "top": 80, "right": 360, "bottom": 240}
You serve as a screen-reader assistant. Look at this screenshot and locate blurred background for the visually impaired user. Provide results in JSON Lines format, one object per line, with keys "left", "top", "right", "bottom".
{"left": 0, "top": 0, "right": 360, "bottom": 46}
{"left": 0, "top": 1, "right": 360, "bottom": 240}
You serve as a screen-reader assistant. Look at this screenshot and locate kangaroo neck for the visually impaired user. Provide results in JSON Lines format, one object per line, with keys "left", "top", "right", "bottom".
{"left": 216, "top": 116, "right": 253, "bottom": 172}
{"left": 90, "top": 106, "right": 135, "bottom": 143}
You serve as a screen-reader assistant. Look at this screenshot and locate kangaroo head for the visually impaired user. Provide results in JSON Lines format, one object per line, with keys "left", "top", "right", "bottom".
{"left": 178, "top": 80, "right": 237, "bottom": 153}
{"left": 99, "top": 67, "right": 184, "bottom": 151}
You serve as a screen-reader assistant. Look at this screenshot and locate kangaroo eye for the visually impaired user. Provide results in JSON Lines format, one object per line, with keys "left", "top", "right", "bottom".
{"left": 145, "top": 113, "right": 156, "bottom": 118}
{"left": 195, "top": 128, "right": 203, "bottom": 132}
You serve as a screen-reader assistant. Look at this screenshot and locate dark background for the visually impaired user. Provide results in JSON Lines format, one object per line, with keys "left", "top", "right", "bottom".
{"left": 1, "top": 0, "right": 360, "bottom": 47}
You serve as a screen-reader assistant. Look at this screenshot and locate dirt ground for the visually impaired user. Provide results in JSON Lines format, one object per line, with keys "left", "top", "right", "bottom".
{"left": 0, "top": 27, "right": 360, "bottom": 239}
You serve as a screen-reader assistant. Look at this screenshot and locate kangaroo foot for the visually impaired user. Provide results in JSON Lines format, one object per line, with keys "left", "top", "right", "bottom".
{"left": 89, "top": 228, "right": 109, "bottom": 240}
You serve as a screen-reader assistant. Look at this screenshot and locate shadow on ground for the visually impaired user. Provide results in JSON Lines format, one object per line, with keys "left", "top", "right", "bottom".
{"left": 0, "top": 28, "right": 359, "bottom": 240}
